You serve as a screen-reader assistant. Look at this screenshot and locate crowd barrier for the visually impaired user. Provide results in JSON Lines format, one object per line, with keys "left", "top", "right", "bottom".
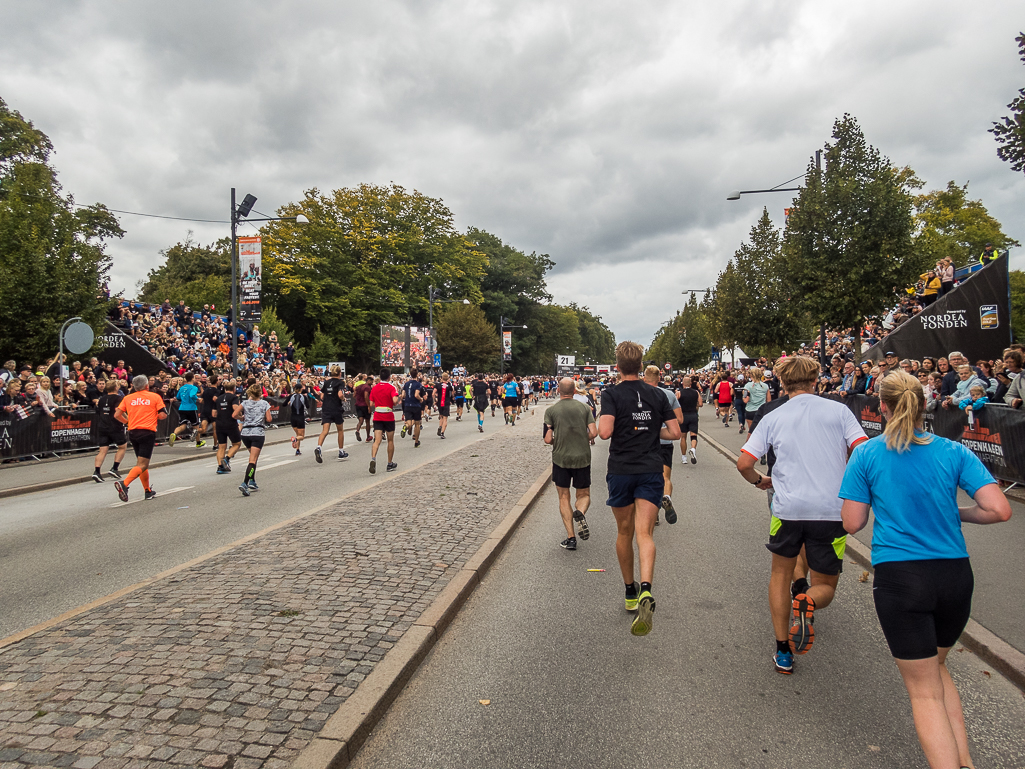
{"left": 841, "top": 394, "right": 1025, "bottom": 485}
{"left": 0, "top": 394, "right": 355, "bottom": 461}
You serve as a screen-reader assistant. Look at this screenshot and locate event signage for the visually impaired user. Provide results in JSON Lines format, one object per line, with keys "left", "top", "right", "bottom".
{"left": 379, "top": 325, "right": 432, "bottom": 369}
{"left": 238, "top": 235, "right": 262, "bottom": 322}
{"left": 503, "top": 332, "right": 512, "bottom": 362}
{"left": 863, "top": 253, "right": 1012, "bottom": 363}
{"left": 95, "top": 322, "right": 167, "bottom": 376}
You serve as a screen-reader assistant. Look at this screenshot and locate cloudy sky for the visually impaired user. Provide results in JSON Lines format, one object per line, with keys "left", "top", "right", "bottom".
{"left": 2, "top": 1, "right": 1023, "bottom": 346}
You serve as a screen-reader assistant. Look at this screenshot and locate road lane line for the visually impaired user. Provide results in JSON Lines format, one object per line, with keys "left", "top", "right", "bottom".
{"left": 108, "top": 486, "right": 195, "bottom": 508}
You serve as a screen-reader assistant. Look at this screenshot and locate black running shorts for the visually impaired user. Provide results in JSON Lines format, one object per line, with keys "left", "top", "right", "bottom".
{"left": 128, "top": 429, "right": 157, "bottom": 459}
{"left": 552, "top": 463, "right": 591, "bottom": 489}
{"left": 474, "top": 397, "right": 487, "bottom": 412}
{"left": 241, "top": 434, "right": 265, "bottom": 450}
{"left": 766, "top": 517, "right": 846, "bottom": 576}
{"left": 660, "top": 444, "right": 675, "bottom": 468}
{"left": 681, "top": 414, "right": 699, "bottom": 435}
{"left": 437, "top": 405, "right": 451, "bottom": 417}
{"left": 178, "top": 410, "right": 199, "bottom": 426}
{"left": 98, "top": 427, "right": 127, "bottom": 447}
{"left": 290, "top": 417, "right": 305, "bottom": 430}
{"left": 872, "top": 558, "right": 973, "bottom": 660}
{"left": 354, "top": 405, "right": 370, "bottom": 419}
{"left": 403, "top": 407, "right": 422, "bottom": 422}
{"left": 216, "top": 423, "right": 242, "bottom": 444}
{"left": 321, "top": 412, "right": 344, "bottom": 425}
{"left": 373, "top": 419, "right": 395, "bottom": 433}
{"left": 503, "top": 397, "right": 518, "bottom": 408}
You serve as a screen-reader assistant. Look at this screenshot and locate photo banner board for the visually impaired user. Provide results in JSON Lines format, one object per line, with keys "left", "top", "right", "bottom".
{"left": 503, "top": 331, "right": 512, "bottom": 361}
{"left": 380, "top": 325, "right": 407, "bottom": 367}
{"left": 863, "top": 253, "right": 1012, "bottom": 364}
{"left": 410, "top": 327, "right": 432, "bottom": 370}
{"left": 238, "top": 236, "right": 262, "bottom": 322}
{"left": 379, "top": 326, "right": 432, "bottom": 369}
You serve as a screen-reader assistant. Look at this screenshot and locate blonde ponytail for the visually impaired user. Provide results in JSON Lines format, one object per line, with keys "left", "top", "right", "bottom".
{"left": 879, "top": 371, "right": 931, "bottom": 453}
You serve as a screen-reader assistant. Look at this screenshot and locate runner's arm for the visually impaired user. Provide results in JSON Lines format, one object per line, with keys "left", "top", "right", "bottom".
{"left": 587, "top": 421, "right": 598, "bottom": 440}
{"left": 736, "top": 451, "right": 772, "bottom": 490}
{"left": 597, "top": 414, "right": 615, "bottom": 440}
{"left": 114, "top": 407, "right": 128, "bottom": 425}
{"left": 840, "top": 499, "right": 870, "bottom": 534}
{"left": 960, "top": 484, "right": 1012, "bottom": 524}
{"left": 157, "top": 407, "right": 167, "bottom": 421}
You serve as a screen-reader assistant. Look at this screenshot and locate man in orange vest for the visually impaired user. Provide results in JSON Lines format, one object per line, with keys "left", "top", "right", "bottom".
{"left": 113, "top": 375, "right": 168, "bottom": 502}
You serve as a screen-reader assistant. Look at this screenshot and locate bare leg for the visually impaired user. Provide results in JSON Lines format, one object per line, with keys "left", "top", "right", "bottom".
{"left": 770, "top": 554, "right": 798, "bottom": 642}
{"left": 611, "top": 504, "right": 636, "bottom": 584}
{"left": 633, "top": 499, "right": 658, "bottom": 584}
{"left": 556, "top": 487, "right": 574, "bottom": 538}
{"left": 386, "top": 432, "right": 395, "bottom": 463}
{"left": 574, "top": 487, "right": 591, "bottom": 516}
{"left": 895, "top": 650, "right": 973, "bottom": 769}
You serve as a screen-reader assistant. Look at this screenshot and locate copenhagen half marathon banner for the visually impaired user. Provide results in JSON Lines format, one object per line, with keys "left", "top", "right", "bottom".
{"left": 95, "top": 322, "right": 168, "bottom": 376}
{"left": 238, "top": 235, "right": 262, "bottom": 323}
{"left": 843, "top": 394, "right": 1025, "bottom": 485}
{"left": 863, "top": 253, "right": 1012, "bottom": 364}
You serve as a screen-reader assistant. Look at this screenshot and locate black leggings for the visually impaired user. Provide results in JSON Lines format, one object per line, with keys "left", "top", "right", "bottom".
{"left": 872, "top": 558, "right": 973, "bottom": 660}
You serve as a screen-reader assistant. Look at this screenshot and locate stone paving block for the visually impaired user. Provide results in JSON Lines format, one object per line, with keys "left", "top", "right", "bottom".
{"left": 0, "top": 424, "right": 550, "bottom": 768}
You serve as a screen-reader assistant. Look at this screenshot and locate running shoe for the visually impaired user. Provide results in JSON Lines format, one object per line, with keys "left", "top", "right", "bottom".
{"left": 92, "top": 471, "right": 104, "bottom": 483}
{"left": 295, "top": 449, "right": 301, "bottom": 456}
{"left": 559, "top": 537, "right": 577, "bottom": 551}
{"left": 168, "top": 433, "right": 177, "bottom": 447}
{"left": 239, "top": 482, "right": 250, "bottom": 497}
{"left": 400, "top": 425, "right": 407, "bottom": 438}
{"left": 478, "top": 425, "right": 483, "bottom": 433}
{"left": 315, "top": 446, "right": 323, "bottom": 464}
{"left": 224, "top": 457, "right": 231, "bottom": 471}
{"left": 386, "top": 462, "right": 397, "bottom": 472}
{"left": 789, "top": 594, "right": 815, "bottom": 655}
{"left": 338, "top": 450, "right": 348, "bottom": 459}
{"left": 689, "top": 448, "right": 697, "bottom": 464}
{"left": 114, "top": 480, "right": 128, "bottom": 502}
{"left": 774, "top": 650, "right": 794, "bottom": 675}
{"left": 630, "top": 592, "right": 655, "bottom": 636}
{"left": 216, "top": 466, "right": 230, "bottom": 475}
{"left": 196, "top": 440, "right": 207, "bottom": 448}
{"left": 440, "top": 433, "right": 446, "bottom": 439}
{"left": 572, "top": 510, "right": 589, "bottom": 540}
{"left": 144, "top": 489, "right": 157, "bottom": 501}
{"left": 247, "top": 480, "right": 259, "bottom": 491}
{"left": 625, "top": 582, "right": 639, "bottom": 612}
{"left": 212, "top": 444, "right": 219, "bottom": 451}
{"left": 662, "top": 496, "right": 678, "bottom": 525}
{"left": 414, "top": 440, "right": 421, "bottom": 448}
{"left": 456, "top": 416, "right": 461, "bottom": 421}
{"left": 791, "top": 578, "right": 810, "bottom": 599}
{"left": 355, "top": 433, "right": 362, "bottom": 442}
{"left": 437, "top": 426, "right": 442, "bottom": 436}
{"left": 107, "top": 469, "right": 122, "bottom": 479}
{"left": 369, "top": 457, "right": 377, "bottom": 474}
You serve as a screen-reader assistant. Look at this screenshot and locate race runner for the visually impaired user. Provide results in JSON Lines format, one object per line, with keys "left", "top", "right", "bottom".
{"left": 598, "top": 342, "right": 681, "bottom": 636}
{"left": 113, "top": 375, "right": 167, "bottom": 502}
{"left": 369, "top": 368, "right": 400, "bottom": 473}
{"left": 92, "top": 380, "right": 127, "bottom": 483}
{"left": 543, "top": 377, "right": 597, "bottom": 550}
{"left": 642, "top": 366, "right": 682, "bottom": 525}
{"left": 502, "top": 374, "right": 519, "bottom": 425}
{"left": 435, "top": 372, "right": 455, "bottom": 439}
{"left": 401, "top": 370, "right": 426, "bottom": 447}
{"left": 353, "top": 373, "right": 373, "bottom": 442}
{"left": 235, "top": 382, "right": 272, "bottom": 496}
{"left": 314, "top": 365, "right": 348, "bottom": 463}
{"left": 677, "top": 375, "right": 701, "bottom": 465}
{"left": 213, "top": 379, "right": 242, "bottom": 474}
{"left": 472, "top": 373, "right": 489, "bottom": 432}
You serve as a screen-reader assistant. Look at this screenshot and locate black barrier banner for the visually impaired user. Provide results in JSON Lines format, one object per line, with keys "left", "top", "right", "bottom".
{"left": 863, "top": 253, "right": 1012, "bottom": 364}
{"left": 96, "top": 322, "right": 168, "bottom": 377}
{"left": 843, "top": 394, "right": 1025, "bottom": 485}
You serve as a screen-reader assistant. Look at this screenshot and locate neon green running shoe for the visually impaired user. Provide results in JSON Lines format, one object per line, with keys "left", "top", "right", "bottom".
{"left": 625, "top": 582, "right": 639, "bottom": 612}
{"left": 630, "top": 591, "right": 655, "bottom": 636}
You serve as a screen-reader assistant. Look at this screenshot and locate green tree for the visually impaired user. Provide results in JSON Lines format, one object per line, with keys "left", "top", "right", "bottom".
{"left": 261, "top": 184, "right": 487, "bottom": 370}
{"left": 914, "top": 181, "right": 1019, "bottom": 267}
{"left": 436, "top": 303, "right": 499, "bottom": 372}
{"left": 1010, "top": 270, "right": 1025, "bottom": 344}
{"left": 991, "top": 33, "right": 1025, "bottom": 175}
{"left": 525, "top": 304, "right": 581, "bottom": 374}
{"left": 138, "top": 234, "right": 232, "bottom": 310}
{"left": 570, "top": 303, "right": 616, "bottom": 363}
{"left": 648, "top": 293, "right": 712, "bottom": 371}
{"left": 303, "top": 329, "right": 338, "bottom": 366}
{"left": 0, "top": 97, "right": 123, "bottom": 365}
{"left": 469, "top": 226, "right": 552, "bottom": 327}
{"left": 782, "top": 115, "right": 918, "bottom": 357}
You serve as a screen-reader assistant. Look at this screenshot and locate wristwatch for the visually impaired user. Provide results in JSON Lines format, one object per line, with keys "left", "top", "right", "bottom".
{"left": 751, "top": 475, "right": 763, "bottom": 485}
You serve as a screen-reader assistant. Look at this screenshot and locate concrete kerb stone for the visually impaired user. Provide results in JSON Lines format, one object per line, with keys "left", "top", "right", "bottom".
{"left": 291, "top": 464, "right": 553, "bottom": 769}
{"left": 696, "top": 429, "right": 1025, "bottom": 693}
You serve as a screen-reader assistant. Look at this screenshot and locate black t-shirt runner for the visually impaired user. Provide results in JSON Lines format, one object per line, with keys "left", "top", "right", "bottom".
{"left": 96, "top": 393, "right": 124, "bottom": 432}
{"left": 403, "top": 380, "right": 425, "bottom": 410}
{"left": 599, "top": 379, "right": 676, "bottom": 476}
{"left": 677, "top": 387, "right": 700, "bottom": 414}
{"left": 215, "top": 392, "right": 240, "bottom": 428}
{"left": 472, "top": 379, "right": 489, "bottom": 399}
{"left": 201, "top": 385, "right": 219, "bottom": 417}
{"left": 321, "top": 377, "right": 344, "bottom": 416}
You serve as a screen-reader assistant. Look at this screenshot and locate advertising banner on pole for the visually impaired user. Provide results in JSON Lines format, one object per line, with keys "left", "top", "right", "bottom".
{"left": 503, "top": 331, "right": 512, "bottom": 361}
{"left": 238, "top": 236, "right": 262, "bottom": 322}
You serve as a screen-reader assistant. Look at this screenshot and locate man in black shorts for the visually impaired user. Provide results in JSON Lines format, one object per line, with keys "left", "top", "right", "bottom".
{"left": 197, "top": 373, "right": 221, "bottom": 451}
{"left": 213, "top": 379, "right": 243, "bottom": 473}
{"left": 677, "top": 375, "right": 701, "bottom": 465}
{"left": 471, "top": 373, "right": 489, "bottom": 432}
{"left": 544, "top": 377, "right": 597, "bottom": 550}
{"left": 598, "top": 342, "right": 681, "bottom": 636}
{"left": 113, "top": 375, "right": 167, "bottom": 502}
{"left": 353, "top": 374, "right": 373, "bottom": 442}
{"left": 401, "top": 370, "right": 426, "bottom": 446}
{"left": 489, "top": 377, "right": 500, "bottom": 417}
{"left": 643, "top": 366, "right": 683, "bottom": 525}
{"left": 314, "top": 365, "right": 348, "bottom": 463}
{"left": 92, "top": 380, "right": 127, "bottom": 482}
{"left": 369, "top": 368, "right": 400, "bottom": 473}
{"left": 435, "top": 372, "right": 455, "bottom": 439}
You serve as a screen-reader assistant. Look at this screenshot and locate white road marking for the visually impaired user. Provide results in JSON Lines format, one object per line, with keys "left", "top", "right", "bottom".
{"left": 109, "top": 486, "right": 195, "bottom": 508}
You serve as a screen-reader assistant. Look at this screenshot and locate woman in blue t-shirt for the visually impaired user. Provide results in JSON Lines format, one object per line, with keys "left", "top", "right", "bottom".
{"left": 840, "top": 371, "right": 1011, "bottom": 769}
{"left": 502, "top": 373, "right": 520, "bottom": 426}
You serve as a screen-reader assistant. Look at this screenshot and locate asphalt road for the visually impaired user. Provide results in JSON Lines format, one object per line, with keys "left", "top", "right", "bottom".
{"left": 349, "top": 439, "right": 1025, "bottom": 769}
{"left": 0, "top": 409, "right": 523, "bottom": 640}
{"left": 706, "top": 410, "right": 1025, "bottom": 656}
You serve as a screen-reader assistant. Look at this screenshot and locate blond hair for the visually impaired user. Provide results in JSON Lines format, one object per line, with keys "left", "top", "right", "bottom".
{"left": 774, "top": 356, "right": 818, "bottom": 391}
{"left": 748, "top": 367, "right": 764, "bottom": 383}
{"left": 879, "top": 371, "right": 931, "bottom": 453}
{"left": 616, "top": 341, "right": 644, "bottom": 375}
{"left": 643, "top": 365, "right": 661, "bottom": 382}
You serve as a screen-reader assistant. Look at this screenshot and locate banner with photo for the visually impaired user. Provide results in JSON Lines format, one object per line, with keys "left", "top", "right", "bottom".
{"left": 863, "top": 253, "right": 1012, "bottom": 364}
{"left": 238, "top": 236, "right": 262, "bottom": 322}
{"left": 503, "top": 331, "right": 512, "bottom": 362}
{"left": 380, "top": 325, "right": 407, "bottom": 367}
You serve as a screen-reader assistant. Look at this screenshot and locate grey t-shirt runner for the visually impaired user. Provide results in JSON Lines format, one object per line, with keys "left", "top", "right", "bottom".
{"left": 658, "top": 387, "right": 680, "bottom": 445}
{"left": 241, "top": 398, "right": 270, "bottom": 436}
{"left": 543, "top": 398, "right": 595, "bottom": 469}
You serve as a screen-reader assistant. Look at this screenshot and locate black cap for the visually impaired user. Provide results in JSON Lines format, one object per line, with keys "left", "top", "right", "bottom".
{"left": 884, "top": 350, "right": 898, "bottom": 357}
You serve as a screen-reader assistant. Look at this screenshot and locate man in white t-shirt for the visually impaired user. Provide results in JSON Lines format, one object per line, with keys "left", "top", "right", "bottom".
{"left": 736, "top": 355, "right": 867, "bottom": 675}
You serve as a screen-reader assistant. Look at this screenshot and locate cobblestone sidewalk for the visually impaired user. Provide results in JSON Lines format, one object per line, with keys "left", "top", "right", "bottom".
{"left": 0, "top": 420, "right": 552, "bottom": 769}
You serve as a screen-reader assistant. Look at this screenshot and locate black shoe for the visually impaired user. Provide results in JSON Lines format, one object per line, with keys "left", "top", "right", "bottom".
{"left": 478, "top": 425, "right": 483, "bottom": 432}
{"left": 144, "top": 489, "right": 157, "bottom": 501}
{"left": 216, "top": 466, "right": 230, "bottom": 475}
{"left": 315, "top": 446, "right": 323, "bottom": 464}
{"left": 662, "top": 496, "right": 678, "bottom": 525}
{"left": 114, "top": 480, "right": 128, "bottom": 502}
{"left": 791, "top": 577, "right": 810, "bottom": 599}
{"left": 414, "top": 440, "right": 421, "bottom": 448}
{"left": 355, "top": 432, "right": 362, "bottom": 442}
{"left": 106, "top": 469, "right": 122, "bottom": 479}
{"left": 437, "top": 426, "right": 442, "bottom": 436}
{"left": 440, "top": 433, "right": 446, "bottom": 439}
{"left": 92, "top": 472, "right": 104, "bottom": 483}
{"left": 386, "top": 462, "right": 397, "bottom": 472}
{"left": 560, "top": 537, "right": 577, "bottom": 551}
{"left": 369, "top": 457, "right": 377, "bottom": 474}
{"left": 572, "top": 510, "right": 589, "bottom": 540}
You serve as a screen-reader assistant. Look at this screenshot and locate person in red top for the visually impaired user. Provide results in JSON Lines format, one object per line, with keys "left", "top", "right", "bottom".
{"left": 368, "top": 367, "right": 400, "bottom": 474}
{"left": 113, "top": 375, "right": 168, "bottom": 502}
{"left": 717, "top": 375, "right": 733, "bottom": 427}
{"left": 434, "top": 372, "right": 456, "bottom": 439}
{"left": 353, "top": 374, "right": 374, "bottom": 442}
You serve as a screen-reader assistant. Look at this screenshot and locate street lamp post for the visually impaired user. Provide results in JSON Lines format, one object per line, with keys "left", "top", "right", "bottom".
{"left": 499, "top": 316, "right": 527, "bottom": 376}
{"left": 229, "top": 188, "right": 308, "bottom": 376}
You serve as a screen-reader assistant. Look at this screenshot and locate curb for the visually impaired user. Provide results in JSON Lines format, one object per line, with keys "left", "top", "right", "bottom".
{"left": 697, "top": 428, "right": 1025, "bottom": 693}
{"left": 0, "top": 424, "right": 360, "bottom": 500}
{"left": 291, "top": 466, "right": 552, "bottom": 769}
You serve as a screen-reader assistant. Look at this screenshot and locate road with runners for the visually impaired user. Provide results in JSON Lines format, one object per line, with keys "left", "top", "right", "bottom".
{"left": 348, "top": 437, "right": 1025, "bottom": 769}
{"left": 701, "top": 415, "right": 1025, "bottom": 658}
{"left": 0, "top": 412, "right": 514, "bottom": 641}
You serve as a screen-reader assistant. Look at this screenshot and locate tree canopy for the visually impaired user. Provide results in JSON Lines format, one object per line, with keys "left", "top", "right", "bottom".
{"left": 0, "top": 97, "right": 122, "bottom": 365}
{"left": 991, "top": 32, "right": 1025, "bottom": 176}
{"left": 913, "top": 181, "right": 1019, "bottom": 265}
{"left": 138, "top": 234, "right": 232, "bottom": 311}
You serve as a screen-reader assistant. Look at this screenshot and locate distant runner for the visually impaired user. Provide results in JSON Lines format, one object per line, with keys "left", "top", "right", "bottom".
{"left": 113, "top": 375, "right": 167, "bottom": 502}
